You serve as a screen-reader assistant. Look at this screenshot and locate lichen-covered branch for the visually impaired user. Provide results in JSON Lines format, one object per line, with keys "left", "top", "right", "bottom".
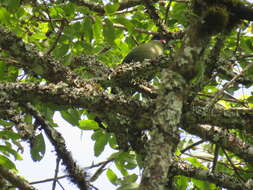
{"left": 0, "top": 27, "right": 104, "bottom": 88}
{"left": 0, "top": 82, "right": 150, "bottom": 124}
{"left": 0, "top": 165, "right": 37, "bottom": 190}
{"left": 23, "top": 103, "right": 89, "bottom": 190}
{"left": 139, "top": 71, "right": 185, "bottom": 190}
{"left": 181, "top": 122, "right": 253, "bottom": 165}
{"left": 185, "top": 100, "right": 253, "bottom": 136}
{"left": 173, "top": 160, "right": 253, "bottom": 190}
{"left": 0, "top": 97, "right": 35, "bottom": 141}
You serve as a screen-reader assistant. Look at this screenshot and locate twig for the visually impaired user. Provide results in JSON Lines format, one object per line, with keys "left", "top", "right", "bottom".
{"left": 211, "top": 144, "right": 220, "bottom": 172}
{"left": 46, "top": 20, "right": 67, "bottom": 55}
{"left": 86, "top": 159, "right": 114, "bottom": 169}
{"left": 233, "top": 27, "right": 242, "bottom": 54}
{"left": 207, "top": 62, "right": 253, "bottom": 109}
{"left": 30, "top": 175, "right": 68, "bottom": 185}
{"left": 164, "top": 0, "right": 173, "bottom": 25}
{"left": 198, "top": 93, "right": 248, "bottom": 107}
{"left": 89, "top": 159, "right": 113, "bottom": 182}
{"left": 180, "top": 140, "right": 205, "bottom": 154}
{"left": 56, "top": 180, "right": 65, "bottom": 190}
{"left": 143, "top": 0, "right": 170, "bottom": 35}
{"left": 221, "top": 147, "right": 246, "bottom": 182}
{"left": 52, "top": 158, "right": 61, "bottom": 190}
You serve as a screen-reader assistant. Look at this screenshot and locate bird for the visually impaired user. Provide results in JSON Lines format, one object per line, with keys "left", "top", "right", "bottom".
{"left": 122, "top": 35, "right": 166, "bottom": 64}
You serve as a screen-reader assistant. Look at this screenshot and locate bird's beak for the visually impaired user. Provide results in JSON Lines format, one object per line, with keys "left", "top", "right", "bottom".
{"left": 160, "top": 39, "right": 166, "bottom": 44}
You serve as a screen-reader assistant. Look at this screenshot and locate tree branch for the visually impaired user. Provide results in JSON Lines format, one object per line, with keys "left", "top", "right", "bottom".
{"left": 181, "top": 122, "right": 253, "bottom": 165}
{"left": 173, "top": 160, "right": 253, "bottom": 190}
{"left": 23, "top": 103, "right": 89, "bottom": 190}
{"left": 0, "top": 165, "right": 37, "bottom": 190}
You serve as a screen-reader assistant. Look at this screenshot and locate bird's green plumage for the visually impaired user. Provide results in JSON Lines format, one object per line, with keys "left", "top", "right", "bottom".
{"left": 122, "top": 40, "right": 164, "bottom": 63}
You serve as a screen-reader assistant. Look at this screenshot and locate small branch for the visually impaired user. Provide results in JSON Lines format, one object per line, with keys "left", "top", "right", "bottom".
{"left": 30, "top": 175, "right": 68, "bottom": 185}
{"left": 52, "top": 158, "right": 61, "bottom": 190}
{"left": 181, "top": 122, "right": 253, "bottom": 165}
{"left": 207, "top": 62, "right": 253, "bottom": 109}
{"left": 198, "top": 92, "right": 248, "bottom": 107}
{"left": 164, "top": 0, "right": 173, "bottom": 25}
{"left": 86, "top": 159, "right": 114, "bottom": 169}
{"left": 112, "top": 23, "right": 158, "bottom": 35}
{"left": 234, "top": 27, "right": 242, "bottom": 54}
{"left": 211, "top": 144, "right": 220, "bottom": 172}
{"left": 221, "top": 147, "right": 246, "bottom": 182}
{"left": 174, "top": 160, "right": 253, "bottom": 190}
{"left": 180, "top": 140, "right": 205, "bottom": 154}
{"left": 46, "top": 20, "right": 66, "bottom": 55}
{"left": 143, "top": 0, "right": 170, "bottom": 35}
{"left": 89, "top": 159, "right": 113, "bottom": 182}
{"left": 23, "top": 103, "right": 90, "bottom": 190}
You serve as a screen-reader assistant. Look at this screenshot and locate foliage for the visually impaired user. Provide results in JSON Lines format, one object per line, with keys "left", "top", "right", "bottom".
{"left": 0, "top": 0, "right": 253, "bottom": 190}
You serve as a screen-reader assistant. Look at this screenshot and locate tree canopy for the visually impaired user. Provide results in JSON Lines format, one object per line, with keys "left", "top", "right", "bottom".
{"left": 1, "top": 0, "right": 253, "bottom": 190}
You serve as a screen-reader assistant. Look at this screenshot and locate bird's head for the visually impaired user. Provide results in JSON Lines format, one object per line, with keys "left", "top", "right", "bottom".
{"left": 151, "top": 35, "right": 166, "bottom": 44}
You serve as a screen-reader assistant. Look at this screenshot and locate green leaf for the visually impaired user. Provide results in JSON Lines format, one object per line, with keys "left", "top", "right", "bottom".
{"left": 106, "top": 168, "right": 118, "bottom": 185}
{"left": 170, "top": 3, "right": 188, "bottom": 26}
{"left": 123, "top": 174, "right": 138, "bottom": 183}
{"left": 0, "top": 131, "right": 20, "bottom": 140}
{"left": 32, "top": 33, "right": 47, "bottom": 40}
{"left": 104, "top": 3, "right": 120, "bottom": 14}
{"left": 31, "top": 63, "right": 45, "bottom": 75}
{"left": 116, "top": 183, "right": 139, "bottom": 190}
{"left": 24, "top": 114, "right": 32, "bottom": 124}
{"left": 115, "top": 17, "right": 134, "bottom": 33}
{"left": 108, "top": 134, "right": 118, "bottom": 149}
{"left": 53, "top": 44, "right": 70, "bottom": 58}
{"left": 0, "top": 154, "right": 16, "bottom": 169}
{"left": 79, "top": 120, "right": 99, "bottom": 130}
{"left": 192, "top": 179, "right": 215, "bottom": 190}
{"left": 94, "top": 132, "right": 109, "bottom": 156}
{"left": 115, "top": 159, "right": 128, "bottom": 176}
{"left": 247, "top": 96, "right": 253, "bottom": 103}
{"left": 6, "top": 0, "right": 20, "bottom": 13}
{"left": 175, "top": 176, "right": 188, "bottom": 190}
{"left": 0, "top": 7, "right": 10, "bottom": 25}
{"left": 83, "top": 17, "right": 93, "bottom": 42}
{"left": 92, "top": 17, "right": 103, "bottom": 41}
{"left": 30, "top": 133, "right": 46, "bottom": 162}
{"left": 103, "top": 19, "right": 115, "bottom": 45}
{"left": 91, "top": 129, "right": 102, "bottom": 140}
{"left": 60, "top": 109, "right": 80, "bottom": 126}
{"left": 0, "top": 145, "right": 22, "bottom": 160}
{"left": 62, "top": 2, "right": 75, "bottom": 17}
{"left": 0, "top": 120, "right": 13, "bottom": 126}
{"left": 185, "top": 157, "right": 207, "bottom": 169}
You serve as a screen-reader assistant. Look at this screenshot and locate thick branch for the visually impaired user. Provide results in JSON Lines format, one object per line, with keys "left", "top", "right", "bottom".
{"left": 0, "top": 27, "right": 103, "bottom": 88}
{"left": 0, "top": 165, "right": 37, "bottom": 190}
{"left": 0, "top": 82, "right": 150, "bottom": 123}
{"left": 185, "top": 100, "right": 253, "bottom": 136}
{"left": 0, "top": 99, "right": 35, "bottom": 141}
{"left": 173, "top": 160, "right": 253, "bottom": 190}
{"left": 139, "top": 71, "right": 184, "bottom": 190}
{"left": 181, "top": 121, "right": 253, "bottom": 165}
